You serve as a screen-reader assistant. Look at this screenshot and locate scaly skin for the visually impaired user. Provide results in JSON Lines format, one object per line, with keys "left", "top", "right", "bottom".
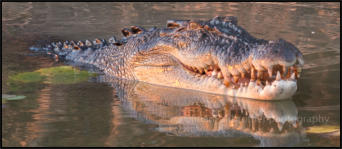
{"left": 30, "top": 16, "right": 304, "bottom": 100}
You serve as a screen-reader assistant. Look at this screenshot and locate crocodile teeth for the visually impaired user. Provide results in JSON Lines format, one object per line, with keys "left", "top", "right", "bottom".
{"left": 208, "top": 65, "right": 213, "bottom": 71}
{"left": 223, "top": 79, "right": 230, "bottom": 87}
{"left": 192, "top": 67, "right": 198, "bottom": 73}
{"left": 241, "top": 72, "right": 245, "bottom": 78}
{"left": 251, "top": 68, "right": 256, "bottom": 81}
{"left": 204, "top": 68, "right": 209, "bottom": 74}
{"left": 276, "top": 71, "right": 281, "bottom": 81}
{"left": 267, "top": 67, "right": 273, "bottom": 78}
{"left": 217, "top": 72, "right": 223, "bottom": 79}
{"left": 283, "top": 65, "right": 288, "bottom": 77}
{"left": 212, "top": 70, "right": 217, "bottom": 77}
{"left": 290, "top": 72, "right": 296, "bottom": 80}
{"left": 198, "top": 68, "right": 204, "bottom": 74}
{"left": 206, "top": 71, "right": 212, "bottom": 77}
{"left": 277, "top": 122, "right": 284, "bottom": 132}
{"left": 257, "top": 70, "right": 263, "bottom": 79}
{"left": 266, "top": 80, "right": 271, "bottom": 85}
{"left": 233, "top": 75, "right": 239, "bottom": 83}
{"left": 256, "top": 79, "right": 262, "bottom": 86}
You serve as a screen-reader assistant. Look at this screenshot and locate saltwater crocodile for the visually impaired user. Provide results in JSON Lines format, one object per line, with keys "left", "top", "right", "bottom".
{"left": 30, "top": 16, "right": 304, "bottom": 100}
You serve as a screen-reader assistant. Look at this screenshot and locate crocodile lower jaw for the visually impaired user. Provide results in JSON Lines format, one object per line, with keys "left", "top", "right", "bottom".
{"left": 215, "top": 79, "right": 297, "bottom": 100}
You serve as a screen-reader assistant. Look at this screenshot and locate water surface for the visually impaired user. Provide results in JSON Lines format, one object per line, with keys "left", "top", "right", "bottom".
{"left": 2, "top": 2, "right": 340, "bottom": 147}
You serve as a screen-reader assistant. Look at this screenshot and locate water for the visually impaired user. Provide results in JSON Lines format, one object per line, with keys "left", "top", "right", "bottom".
{"left": 2, "top": 2, "right": 340, "bottom": 147}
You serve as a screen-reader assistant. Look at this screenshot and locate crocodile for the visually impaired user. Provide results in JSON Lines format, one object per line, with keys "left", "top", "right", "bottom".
{"left": 30, "top": 16, "right": 304, "bottom": 100}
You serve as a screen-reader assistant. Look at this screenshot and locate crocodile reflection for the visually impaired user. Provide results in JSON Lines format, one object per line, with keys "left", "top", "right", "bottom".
{"left": 99, "top": 76, "right": 306, "bottom": 147}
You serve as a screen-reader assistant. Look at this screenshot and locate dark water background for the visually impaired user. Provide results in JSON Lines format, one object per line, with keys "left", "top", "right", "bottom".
{"left": 2, "top": 2, "right": 340, "bottom": 147}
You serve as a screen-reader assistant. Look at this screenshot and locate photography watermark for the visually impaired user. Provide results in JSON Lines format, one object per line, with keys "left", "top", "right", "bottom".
{"left": 298, "top": 114, "right": 330, "bottom": 125}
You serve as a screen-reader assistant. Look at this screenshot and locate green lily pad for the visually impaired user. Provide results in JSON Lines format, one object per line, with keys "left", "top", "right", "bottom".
{"left": 2, "top": 94, "right": 26, "bottom": 100}
{"left": 36, "top": 66, "right": 79, "bottom": 76}
{"left": 8, "top": 66, "right": 96, "bottom": 85}
{"left": 9, "top": 71, "right": 45, "bottom": 83}
{"left": 306, "top": 125, "right": 340, "bottom": 134}
{"left": 36, "top": 66, "right": 96, "bottom": 84}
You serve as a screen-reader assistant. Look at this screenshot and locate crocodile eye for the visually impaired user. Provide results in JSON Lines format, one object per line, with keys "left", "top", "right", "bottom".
{"left": 167, "top": 22, "right": 180, "bottom": 28}
{"left": 131, "top": 26, "right": 143, "bottom": 34}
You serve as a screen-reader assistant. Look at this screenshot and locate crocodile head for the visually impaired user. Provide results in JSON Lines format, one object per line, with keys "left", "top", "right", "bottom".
{"left": 123, "top": 16, "right": 304, "bottom": 100}
{"left": 34, "top": 16, "right": 304, "bottom": 100}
